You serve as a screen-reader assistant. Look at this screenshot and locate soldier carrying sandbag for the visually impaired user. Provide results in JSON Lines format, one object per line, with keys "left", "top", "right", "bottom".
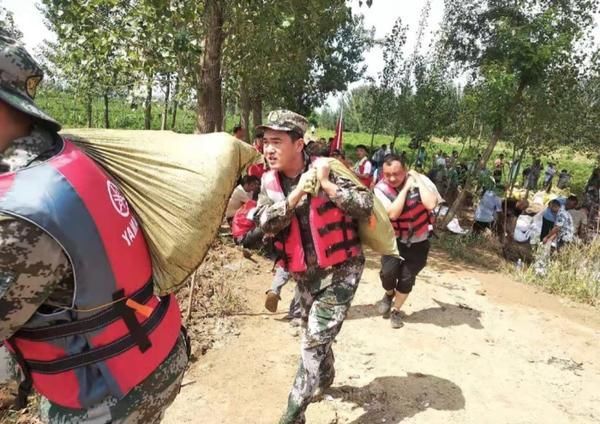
{"left": 0, "top": 31, "right": 188, "bottom": 423}
{"left": 255, "top": 110, "right": 374, "bottom": 424}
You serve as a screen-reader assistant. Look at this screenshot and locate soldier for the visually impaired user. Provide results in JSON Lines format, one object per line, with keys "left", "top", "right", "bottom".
{"left": 0, "top": 33, "right": 188, "bottom": 423}
{"left": 256, "top": 110, "right": 373, "bottom": 424}
{"left": 374, "top": 154, "right": 438, "bottom": 328}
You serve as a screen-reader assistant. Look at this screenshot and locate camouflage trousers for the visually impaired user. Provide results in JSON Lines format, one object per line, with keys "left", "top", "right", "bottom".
{"left": 39, "top": 334, "right": 189, "bottom": 424}
{"left": 279, "top": 256, "right": 365, "bottom": 424}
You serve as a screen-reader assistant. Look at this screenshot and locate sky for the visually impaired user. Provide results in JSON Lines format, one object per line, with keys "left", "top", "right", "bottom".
{"left": 3, "top": 0, "right": 445, "bottom": 78}
{"left": 3, "top": 0, "right": 599, "bottom": 106}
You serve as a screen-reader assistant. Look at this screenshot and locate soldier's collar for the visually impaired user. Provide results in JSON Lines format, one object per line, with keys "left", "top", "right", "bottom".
{"left": 1, "top": 126, "right": 56, "bottom": 172}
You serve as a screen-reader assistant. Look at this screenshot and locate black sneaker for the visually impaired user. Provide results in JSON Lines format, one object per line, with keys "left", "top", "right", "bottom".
{"left": 390, "top": 309, "right": 404, "bottom": 329}
{"left": 377, "top": 293, "right": 394, "bottom": 318}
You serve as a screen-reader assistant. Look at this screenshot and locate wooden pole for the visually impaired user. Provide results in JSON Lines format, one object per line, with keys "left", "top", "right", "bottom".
{"left": 186, "top": 271, "right": 197, "bottom": 323}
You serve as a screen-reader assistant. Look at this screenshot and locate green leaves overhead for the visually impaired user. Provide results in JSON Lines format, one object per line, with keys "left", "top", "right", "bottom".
{"left": 0, "top": 6, "right": 23, "bottom": 40}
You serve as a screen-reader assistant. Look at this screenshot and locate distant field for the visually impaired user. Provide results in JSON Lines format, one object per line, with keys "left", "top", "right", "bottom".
{"left": 38, "top": 90, "right": 596, "bottom": 195}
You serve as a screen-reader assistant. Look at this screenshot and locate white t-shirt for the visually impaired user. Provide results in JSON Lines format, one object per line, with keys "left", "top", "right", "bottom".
{"left": 354, "top": 157, "right": 372, "bottom": 175}
{"left": 226, "top": 185, "right": 251, "bottom": 218}
{"left": 514, "top": 214, "right": 533, "bottom": 242}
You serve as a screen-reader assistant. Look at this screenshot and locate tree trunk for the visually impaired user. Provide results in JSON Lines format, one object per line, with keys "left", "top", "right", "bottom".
{"left": 215, "top": 78, "right": 224, "bottom": 132}
{"left": 240, "top": 79, "right": 251, "bottom": 142}
{"left": 171, "top": 76, "right": 180, "bottom": 129}
{"left": 443, "top": 126, "right": 503, "bottom": 227}
{"left": 369, "top": 101, "right": 381, "bottom": 151}
{"left": 144, "top": 78, "right": 153, "bottom": 130}
{"left": 86, "top": 95, "right": 93, "bottom": 128}
{"left": 445, "top": 81, "right": 527, "bottom": 227}
{"left": 221, "top": 95, "right": 227, "bottom": 132}
{"left": 103, "top": 91, "right": 109, "bottom": 129}
{"left": 196, "top": 0, "right": 224, "bottom": 133}
{"left": 458, "top": 136, "right": 470, "bottom": 158}
{"left": 161, "top": 73, "right": 171, "bottom": 131}
{"left": 509, "top": 140, "right": 528, "bottom": 195}
{"left": 252, "top": 96, "right": 263, "bottom": 128}
{"left": 369, "top": 128, "right": 377, "bottom": 152}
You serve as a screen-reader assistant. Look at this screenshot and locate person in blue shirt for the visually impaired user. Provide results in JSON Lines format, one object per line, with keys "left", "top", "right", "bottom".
{"left": 472, "top": 186, "right": 504, "bottom": 233}
{"left": 540, "top": 196, "right": 566, "bottom": 239}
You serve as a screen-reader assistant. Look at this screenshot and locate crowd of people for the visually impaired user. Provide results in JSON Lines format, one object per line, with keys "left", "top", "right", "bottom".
{"left": 229, "top": 136, "right": 600, "bottom": 340}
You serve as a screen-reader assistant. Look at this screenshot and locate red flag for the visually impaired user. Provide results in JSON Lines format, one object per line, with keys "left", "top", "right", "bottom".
{"left": 329, "top": 106, "right": 344, "bottom": 155}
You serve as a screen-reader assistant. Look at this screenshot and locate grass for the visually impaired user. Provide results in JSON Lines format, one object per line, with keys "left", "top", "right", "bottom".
{"left": 511, "top": 239, "right": 600, "bottom": 306}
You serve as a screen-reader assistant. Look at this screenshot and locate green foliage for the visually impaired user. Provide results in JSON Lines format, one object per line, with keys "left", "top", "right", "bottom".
{"left": 442, "top": 0, "right": 599, "bottom": 136}
{"left": 226, "top": 0, "right": 372, "bottom": 115}
{"left": 0, "top": 6, "right": 23, "bottom": 39}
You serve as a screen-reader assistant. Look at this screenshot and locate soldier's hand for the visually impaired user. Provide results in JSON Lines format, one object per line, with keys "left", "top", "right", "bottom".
{"left": 298, "top": 169, "right": 317, "bottom": 193}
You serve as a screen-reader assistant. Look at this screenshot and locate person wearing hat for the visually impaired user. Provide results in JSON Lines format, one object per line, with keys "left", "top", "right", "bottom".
{"left": 255, "top": 110, "right": 373, "bottom": 424}
{"left": 0, "top": 32, "right": 188, "bottom": 423}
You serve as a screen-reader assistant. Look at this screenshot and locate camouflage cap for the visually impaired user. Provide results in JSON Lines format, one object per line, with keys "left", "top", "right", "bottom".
{"left": 257, "top": 109, "right": 308, "bottom": 136}
{"left": 0, "top": 30, "right": 61, "bottom": 131}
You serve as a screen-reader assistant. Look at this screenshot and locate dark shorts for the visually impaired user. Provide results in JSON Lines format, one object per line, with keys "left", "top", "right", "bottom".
{"left": 472, "top": 221, "right": 492, "bottom": 233}
{"left": 380, "top": 239, "right": 430, "bottom": 294}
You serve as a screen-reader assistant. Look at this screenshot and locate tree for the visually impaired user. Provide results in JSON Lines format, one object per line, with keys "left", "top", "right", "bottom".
{"left": 0, "top": 6, "right": 23, "bottom": 40}
{"left": 368, "top": 17, "right": 407, "bottom": 149}
{"left": 196, "top": 0, "right": 225, "bottom": 133}
{"left": 41, "top": 0, "right": 136, "bottom": 129}
{"left": 223, "top": 0, "right": 372, "bottom": 134}
{"left": 441, "top": 0, "right": 599, "bottom": 225}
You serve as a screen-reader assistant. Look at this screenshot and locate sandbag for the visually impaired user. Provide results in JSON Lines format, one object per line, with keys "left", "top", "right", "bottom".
{"left": 308, "top": 158, "right": 399, "bottom": 258}
{"left": 63, "top": 129, "right": 260, "bottom": 295}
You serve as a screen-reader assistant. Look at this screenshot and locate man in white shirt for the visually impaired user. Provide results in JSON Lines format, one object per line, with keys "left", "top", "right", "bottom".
{"left": 225, "top": 175, "right": 260, "bottom": 220}
{"left": 354, "top": 144, "right": 373, "bottom": 187}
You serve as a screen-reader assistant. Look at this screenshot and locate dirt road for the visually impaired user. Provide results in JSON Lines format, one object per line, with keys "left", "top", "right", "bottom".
{"left": 164, "top": 250, "right": 600, "bottom": 424}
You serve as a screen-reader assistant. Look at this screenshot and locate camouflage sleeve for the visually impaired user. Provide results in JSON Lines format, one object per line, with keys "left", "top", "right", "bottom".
{"left": 0, "top": 217, "right": 70, "bottom": 340}
{"left": 255, "top": 184, "right": 294, "bottom": 235}
{"left": 329, "top": 175, "right": 374, "bottom": 220}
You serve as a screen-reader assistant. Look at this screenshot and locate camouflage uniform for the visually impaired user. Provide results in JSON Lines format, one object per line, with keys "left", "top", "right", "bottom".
{"left": 256, "top": 111, "right": 373, "bottom": 424}
{"left": 0, "top": 34, "right": 187, "bottom": 423}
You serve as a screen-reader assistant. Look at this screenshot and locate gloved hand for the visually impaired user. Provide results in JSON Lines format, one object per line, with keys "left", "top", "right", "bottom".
{"left": 298, "top": 168, "right": 318, "bottom": 194}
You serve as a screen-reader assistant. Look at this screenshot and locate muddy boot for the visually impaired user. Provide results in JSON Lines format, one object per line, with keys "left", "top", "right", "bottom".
{"left": 265, "top": 291, "right": 280, "bottom": 313}
{"left": 377, "top": 292, "right": 394, "bottom": 318}
{"left": 390, "top": 309, "right": 404, "bottom": 329}
{"left": 312, "top": 367, "right": 335, "bottom": 402}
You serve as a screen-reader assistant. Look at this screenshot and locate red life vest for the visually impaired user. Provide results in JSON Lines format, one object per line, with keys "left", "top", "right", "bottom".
{"left": 375, "top": 180, "right": 434, "bottom": 241}
{"left": 0, "top": 138, "right": 182, "bottom": 409}
{"left": 247, "top": 163, "right": 265, "bottom": 179}
{"left": 232, "top": 200, "right": 257, "bottom": 240}
{"left": 356, "top": 159, "right": 373, "bottom": 188}
{"left": 262, "top": 169, "right": 361, "bottom": 273}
